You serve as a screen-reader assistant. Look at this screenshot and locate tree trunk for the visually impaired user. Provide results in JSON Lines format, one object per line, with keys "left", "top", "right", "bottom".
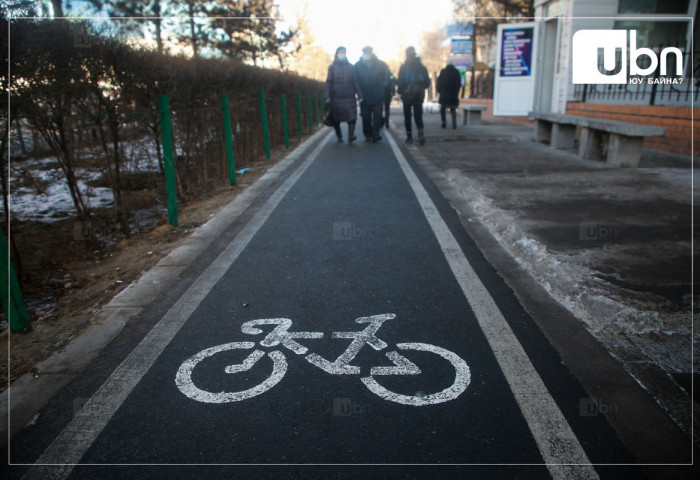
{"left": 155, "top": 18, "right": 163, "bottom": 55}
{"left": 51, "top": 0, "right": 64, "bottom": 17}
{"left": 14, "top": 118, "right": 27, "bottom": 156}
{"left": 108, "top": 115, "right": 130, "bottom": 237}
{"left": 188, "top": 4, "right": 198, "bottom": 57}
{"left": 0, "top": 122, "right": 23, "bottom": 282}
{"left": 50, "top": 116, "right": 90, "bottom": 220}
{"left": 153, "top": 0, "right": 163, "bottom": 55}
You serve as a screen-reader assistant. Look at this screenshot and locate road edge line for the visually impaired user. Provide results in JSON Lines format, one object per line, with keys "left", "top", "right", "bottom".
{"left": 385, "top": 132, "right": 599, "bottom": 480}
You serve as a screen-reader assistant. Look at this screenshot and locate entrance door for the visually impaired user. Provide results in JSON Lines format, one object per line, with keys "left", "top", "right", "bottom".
{"left": 537, "top": 18, "right": 558, "bottom": 113}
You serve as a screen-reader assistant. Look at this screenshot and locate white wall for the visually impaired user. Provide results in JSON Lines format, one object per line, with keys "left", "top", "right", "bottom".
{"left": 535, "top": 0, "right": 619, "bottom": 112}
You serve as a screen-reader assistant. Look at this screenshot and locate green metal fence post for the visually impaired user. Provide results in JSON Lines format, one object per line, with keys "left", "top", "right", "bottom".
{"left": 259, "top": 89, "right": 271, "bottom": 159}
{"left": 158, "top": 95, "right": 178, "bottom": 226}
{"left": 281, "top": 94, "right": 290, "bottom": 149}
{"left": 0, "top": 230, "right": 30, "bottom": 332}
{"left": 307, "top": 93, "right": 312, "bottom": 134}
{"left": 296, "top": 91, "right": 302, "bottom": 139}
{"left": 221, "top": 94, "right": 236, "bottom": 185}
{"left": 314, "top": 93, "right": 320, "bottom": 127}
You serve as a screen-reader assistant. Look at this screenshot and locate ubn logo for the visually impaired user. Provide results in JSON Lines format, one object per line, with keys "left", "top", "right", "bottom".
{"left": 572, "top": 30, "right": 683, "bottom": 84}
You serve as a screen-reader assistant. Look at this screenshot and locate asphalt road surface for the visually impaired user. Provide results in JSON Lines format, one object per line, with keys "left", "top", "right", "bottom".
{"left": 6, "top": 129, "right": 651, "bottom": 479}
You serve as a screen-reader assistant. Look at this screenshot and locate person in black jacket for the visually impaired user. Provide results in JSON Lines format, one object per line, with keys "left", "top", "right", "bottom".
{"left": 355, "top": 46, "right": 389, "bottom": 142}
{"left": 437, "top": 63, "right": 462, "bottom": 129}
{"left": 397, "top": 46, "right": 430, "bottom": 145}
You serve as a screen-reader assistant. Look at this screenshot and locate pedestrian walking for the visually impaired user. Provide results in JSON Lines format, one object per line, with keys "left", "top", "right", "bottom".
{"left": 383, "top": 72, "right": 397, "bottom": 129}
{"left": 355, "top": 46, "right": 388, "bottom": 142}
{"left": 324, "top": 46, "right": 362, "bottom": 143}
{"left": 437, "top": 62, "right": 462, "bottom": 129}
{"left": 397, "top": 46, "right": 430, "bottom": 145}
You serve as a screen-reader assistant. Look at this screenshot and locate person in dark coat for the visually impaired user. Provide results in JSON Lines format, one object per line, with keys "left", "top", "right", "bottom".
{"left": 355, "top": 46, "right": 388, "bottom": 142}
{"left": 437, "top": 63, "right": 462, "bottom": 129}
{"left": 383, "top": 72, "right": 397, "bottom": 129}
{"left": 325, "top": 46, "right": 362, "bottom": 143}
{"left": 397, "top": 46, "right": 430, "bottom": 145}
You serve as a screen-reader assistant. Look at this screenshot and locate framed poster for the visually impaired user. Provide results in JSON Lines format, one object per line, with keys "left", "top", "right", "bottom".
{"left": 500, "top": 27, "right": 534, "bottom": 77}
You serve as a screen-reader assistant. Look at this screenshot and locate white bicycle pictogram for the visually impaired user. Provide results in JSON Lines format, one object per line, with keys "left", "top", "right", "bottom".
{"left": 175, "top": 313, "right": 471, "bottom": 406}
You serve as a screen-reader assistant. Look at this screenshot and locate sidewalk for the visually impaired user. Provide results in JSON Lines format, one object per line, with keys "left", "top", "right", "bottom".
{"left": 389, "top": 104, "right": 697, "bottom": 441}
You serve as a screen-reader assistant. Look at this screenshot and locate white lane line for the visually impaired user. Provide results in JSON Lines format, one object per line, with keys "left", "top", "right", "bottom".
{"left": 386, "top": 134, "right": 599, "bottom": 480}
{"left": 22, "top": 130, "right": 332, "bottom": 479}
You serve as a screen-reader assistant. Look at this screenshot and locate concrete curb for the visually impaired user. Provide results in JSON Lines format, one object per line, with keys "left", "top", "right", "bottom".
{"left": 1, "top": 128, "right": 328, "bottom": 449}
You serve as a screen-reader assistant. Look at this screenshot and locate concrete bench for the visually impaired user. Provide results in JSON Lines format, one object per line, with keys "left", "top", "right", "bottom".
{"left": 462, "top": 105, "right": 487, "bottom": 126}
{"left": 529, "top": 111, "right": 665, "bottom": 167}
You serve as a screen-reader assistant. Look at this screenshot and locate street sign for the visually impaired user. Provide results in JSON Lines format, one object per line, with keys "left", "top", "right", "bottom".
{"left": 447, "top": 23, "right": 474, "bottom": 37}
{"left": 450, "top": 38, "right": 473, "bottom": 55}
{"left": 450, "top": 54, "right": 473, "bottom": 68}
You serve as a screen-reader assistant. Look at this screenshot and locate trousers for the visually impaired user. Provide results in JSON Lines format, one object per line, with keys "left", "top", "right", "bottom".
{"left": 403, "top": 102, "right": 424, "bottom": 134}
{"left": 360, "top": 102, "right": 383, "bottom": 138}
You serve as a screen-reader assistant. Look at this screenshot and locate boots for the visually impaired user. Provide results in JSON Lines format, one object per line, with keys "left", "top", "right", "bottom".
{"left": 348, "top": 121, "right": 357, "bottom": 143}
{"left": 418, "top": 128, "right": 425, "bottom": 146}
{"left": 451, "top": 109, "right": 457, "bottom": 129}
{"left": 405, "top": 132, "right": 413, "bottom": 144}
{"left": 334, "top": 124, "right": 343, "bottom": 143}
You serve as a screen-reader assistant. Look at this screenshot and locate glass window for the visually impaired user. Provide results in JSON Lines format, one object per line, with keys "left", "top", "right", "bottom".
{"left": 618, "top": 0, "right": 690, "bottom": 14}
{"left": 613, "top": 21, "right": 688, "bottom": 48}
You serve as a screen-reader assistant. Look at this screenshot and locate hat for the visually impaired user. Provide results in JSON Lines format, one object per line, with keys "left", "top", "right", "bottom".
{"left": 362, "top": 45, "right": 373, "bottom": 53}
{"left": 405, "top": 46, "right": 416, "bottom": 57}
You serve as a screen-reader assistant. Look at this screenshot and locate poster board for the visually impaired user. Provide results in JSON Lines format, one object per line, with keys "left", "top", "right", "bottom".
{"left": 493, "top": 22, "right": 538, "bottom": 116}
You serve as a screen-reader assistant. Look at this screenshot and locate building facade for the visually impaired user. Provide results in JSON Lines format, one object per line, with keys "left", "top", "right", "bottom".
{"left": 530, "top": 0, "right": 698, "bottom": 154}
{"left": 534, "top": 0, "right": 697, "bottom": 111}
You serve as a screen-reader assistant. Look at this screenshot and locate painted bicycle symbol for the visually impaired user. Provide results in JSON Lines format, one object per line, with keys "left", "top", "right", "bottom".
{"left": 175, "top": 313, "right": 470, "bottom": 406}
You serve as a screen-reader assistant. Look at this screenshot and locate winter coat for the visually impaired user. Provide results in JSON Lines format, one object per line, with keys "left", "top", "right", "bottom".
{"left": 355, "top": 55, "right": 389, "bottom": 107}
{"left": 437, "top": 64, "right": 462, "bottom": 108}
{"left": 325, "top": 58, "right": 362, "bottom": 123}
{"left": 397, "top": 57, "right": 430, "bottom": 104}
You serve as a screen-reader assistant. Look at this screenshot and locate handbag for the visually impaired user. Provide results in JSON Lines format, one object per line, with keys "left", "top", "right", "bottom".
{"left": 323, "top": 102, "right": 335, "bottom": 127}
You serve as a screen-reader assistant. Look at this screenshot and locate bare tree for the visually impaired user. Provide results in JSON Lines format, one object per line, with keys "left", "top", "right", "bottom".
{"left": 453, "top": 0, "right": 534, "bottom": 39}
{"left": 285, "top": 4, "right": 331, "bottom": 81}
{"left": 100, "top": 1, "right": 165, "bottom": 55}
{"left": 420, "top": 26, "right": 450, "bottom": 99}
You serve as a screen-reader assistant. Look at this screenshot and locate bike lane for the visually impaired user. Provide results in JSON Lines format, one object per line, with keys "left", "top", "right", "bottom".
{"left": 13, "top": 131, "right": 638, "bottom": 478}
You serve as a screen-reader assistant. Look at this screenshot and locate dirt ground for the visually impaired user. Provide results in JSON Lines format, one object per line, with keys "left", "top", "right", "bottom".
{"left": 1, "top": 147, "right": 294, "bottom": 391}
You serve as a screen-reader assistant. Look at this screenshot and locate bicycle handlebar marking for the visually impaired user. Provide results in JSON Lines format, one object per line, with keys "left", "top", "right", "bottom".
{"left": 175, "top": 314, "right": 471, "bottom": 406}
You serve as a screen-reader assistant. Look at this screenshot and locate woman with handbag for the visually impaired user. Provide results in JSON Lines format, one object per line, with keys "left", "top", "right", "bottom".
{"left": 324, "top": 46, "right": 362, "bottom": 143}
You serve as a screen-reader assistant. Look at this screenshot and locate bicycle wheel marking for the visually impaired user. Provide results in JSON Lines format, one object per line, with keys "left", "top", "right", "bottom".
{"left": 361, "top": 343, "right": 471, "bottom": 406}
{"left": 175, "top": 342, "right": 287, "bottom": 403}
{"left": 174, "top": 315, "right": 471, "bottom": 406}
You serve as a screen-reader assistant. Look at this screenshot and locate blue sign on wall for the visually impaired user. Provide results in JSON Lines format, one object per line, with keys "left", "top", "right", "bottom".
{"left": 450, "top": 54, "right": 473, "bottom": 68}
{"left": 447, "top": 24, "right": 474, "bottom": 37}
{"left": 450, "top": 38, "right": 473, "bottom": 55}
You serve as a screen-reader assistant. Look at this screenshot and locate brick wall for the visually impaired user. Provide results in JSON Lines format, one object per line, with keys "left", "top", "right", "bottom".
{"left": 565, "top": 102, "right": 698, "bottom": 156}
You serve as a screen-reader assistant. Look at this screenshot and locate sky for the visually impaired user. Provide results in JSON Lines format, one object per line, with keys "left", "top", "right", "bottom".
{"left": 56, "top": 0, "right": 456, "bottom": 64}
{"left": 276, "top": 0, "right": 455, "bottom": 62}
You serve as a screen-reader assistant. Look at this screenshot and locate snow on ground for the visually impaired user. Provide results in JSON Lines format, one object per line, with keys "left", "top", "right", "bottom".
{"left": 9, "top": 136, "right": 161, "bottom": 223}
{"left": 444, "top": 168, "right": 694, "bottom": 344}
{"left": 10, "top": 164, "right": 114, "bottom": 223}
